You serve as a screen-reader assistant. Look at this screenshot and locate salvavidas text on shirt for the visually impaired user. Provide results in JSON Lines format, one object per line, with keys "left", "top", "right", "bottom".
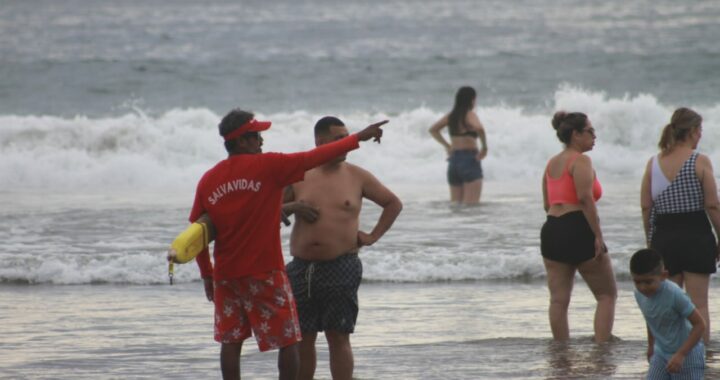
{"left": 208, "top": 178, "right": 262, "bottom": 205}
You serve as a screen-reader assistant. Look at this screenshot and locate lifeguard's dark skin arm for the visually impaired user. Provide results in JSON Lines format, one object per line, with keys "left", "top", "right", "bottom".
{"left": 282, "top": 185, "right": 320, "bottom": 224}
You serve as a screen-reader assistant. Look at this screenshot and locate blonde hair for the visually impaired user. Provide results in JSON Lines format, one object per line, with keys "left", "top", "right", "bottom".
{"left": 658, "top": 107, "right": 702, "bottom": 151}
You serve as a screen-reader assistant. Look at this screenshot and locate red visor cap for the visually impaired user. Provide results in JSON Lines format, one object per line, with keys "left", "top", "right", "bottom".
{"left": 223, "top": 119, "right": 272, "bottom": 141}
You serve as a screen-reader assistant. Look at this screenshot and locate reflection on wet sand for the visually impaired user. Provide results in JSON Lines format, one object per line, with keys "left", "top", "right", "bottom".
{"left": 546, "top": 339, "right": 618, "bottom": 379}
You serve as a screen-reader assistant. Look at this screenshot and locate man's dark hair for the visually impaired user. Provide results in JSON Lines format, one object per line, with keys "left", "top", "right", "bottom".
{"left": 314, "top": 116, "right": 345, "bottom": 137}
{"left": 219, "top": 108, "right": 254, "bottom": 153}
{"left": 630, "top": 248, "right": 664, "bottom": 275}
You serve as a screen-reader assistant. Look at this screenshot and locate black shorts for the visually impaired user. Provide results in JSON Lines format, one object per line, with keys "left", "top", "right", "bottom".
{"left": 540, "top": 211, "right": 595, "bottom": 265}
{"left": 286, "top": 252, "right": 362, "bottom": 334}
{"left": 651, "top": 211, "right": 717, "bottom": 276}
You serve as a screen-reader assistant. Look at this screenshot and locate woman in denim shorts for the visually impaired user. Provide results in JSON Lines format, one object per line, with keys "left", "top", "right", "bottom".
{"left": 429, "top": 86, "right": 488, "bottom": 205}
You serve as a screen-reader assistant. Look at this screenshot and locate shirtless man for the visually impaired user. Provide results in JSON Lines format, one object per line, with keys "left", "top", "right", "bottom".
{"left": 176, "top": 109, "right": 389, "bottom": 380}
{"left": 283, "top": 116, "right": 403, "bottom": 380}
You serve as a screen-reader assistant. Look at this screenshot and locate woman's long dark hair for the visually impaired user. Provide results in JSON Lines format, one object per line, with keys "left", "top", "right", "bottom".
{"left": 448, "top": 86, "right": 476, "bottom": 135}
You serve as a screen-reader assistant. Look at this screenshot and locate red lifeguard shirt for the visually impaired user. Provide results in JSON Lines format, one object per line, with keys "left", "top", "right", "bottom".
{"left": 190, "top": 134, "right": 360, "bottom": 280}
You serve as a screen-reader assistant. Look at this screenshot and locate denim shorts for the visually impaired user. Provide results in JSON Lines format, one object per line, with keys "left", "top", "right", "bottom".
{"left": 447, "top": 149, "right": 483, "bottom": 186}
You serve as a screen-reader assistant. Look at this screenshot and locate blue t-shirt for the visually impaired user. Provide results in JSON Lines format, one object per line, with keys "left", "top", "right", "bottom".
{"left": 634, "top": 280, "right": 697, "bottom": 359}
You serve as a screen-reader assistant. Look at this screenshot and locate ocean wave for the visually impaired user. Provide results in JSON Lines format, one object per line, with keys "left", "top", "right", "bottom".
{"left": 1, "top": 86, "right": 719, "bottom": 194}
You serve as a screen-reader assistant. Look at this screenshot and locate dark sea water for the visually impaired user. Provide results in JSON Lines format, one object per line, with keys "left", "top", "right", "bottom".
{"left": 1, "top": 0, "right": 719, "bottom": 116}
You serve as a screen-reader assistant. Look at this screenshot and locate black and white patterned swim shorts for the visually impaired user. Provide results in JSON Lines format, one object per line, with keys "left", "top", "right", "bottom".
{"left": 286, "top": 252, "right": 362, "bottom": 334}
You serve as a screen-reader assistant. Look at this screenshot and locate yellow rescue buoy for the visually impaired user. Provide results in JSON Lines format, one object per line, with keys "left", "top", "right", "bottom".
{"left": 167, "top": 214, "right": 215, "bottom": 284}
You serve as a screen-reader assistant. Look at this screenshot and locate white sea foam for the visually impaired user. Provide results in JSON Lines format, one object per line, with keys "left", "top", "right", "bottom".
{"left": 2, "top": 87, "right": 718, "bottom": 194}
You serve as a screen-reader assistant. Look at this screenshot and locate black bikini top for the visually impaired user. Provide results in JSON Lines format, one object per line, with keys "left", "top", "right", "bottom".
{"left": 449, "top": 128, "right": 478, "bottom": 138}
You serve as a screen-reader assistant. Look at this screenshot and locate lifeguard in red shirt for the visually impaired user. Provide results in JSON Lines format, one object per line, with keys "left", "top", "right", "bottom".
{"left": 186, "top": 108, "right": 388, "bottom": 380}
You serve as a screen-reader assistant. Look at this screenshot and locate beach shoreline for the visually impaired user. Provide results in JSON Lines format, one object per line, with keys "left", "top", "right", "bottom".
{"left": 2, "top": 280, "right": 719, "bottom": 379}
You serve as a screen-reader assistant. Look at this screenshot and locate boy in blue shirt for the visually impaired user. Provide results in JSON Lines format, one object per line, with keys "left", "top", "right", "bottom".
{"left": 631, "top": 248, "right": 706, "bottom": 379}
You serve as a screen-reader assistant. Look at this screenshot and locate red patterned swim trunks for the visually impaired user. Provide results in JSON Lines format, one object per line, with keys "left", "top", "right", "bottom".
{"left": 213, "top": 270, "right": 302, "bottom": 351}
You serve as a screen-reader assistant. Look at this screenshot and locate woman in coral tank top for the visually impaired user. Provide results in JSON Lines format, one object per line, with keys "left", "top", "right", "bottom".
{"left": 541, "top": 111, "right": 617, "bottom": 343}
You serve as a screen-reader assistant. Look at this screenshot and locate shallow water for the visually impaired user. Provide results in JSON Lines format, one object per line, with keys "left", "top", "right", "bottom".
{"left": 2, "top": 281, "right": 720, "bottom": 379}
{"left": 2, "top": 180, "right": 718, "bottom": 378}
{"left": 0, "top": 180, "right": 653, "bottom": 285}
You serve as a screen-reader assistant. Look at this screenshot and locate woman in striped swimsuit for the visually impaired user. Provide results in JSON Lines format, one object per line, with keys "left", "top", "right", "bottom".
{"left": 640, "top": 107, "right": 720, "bottom": 343}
